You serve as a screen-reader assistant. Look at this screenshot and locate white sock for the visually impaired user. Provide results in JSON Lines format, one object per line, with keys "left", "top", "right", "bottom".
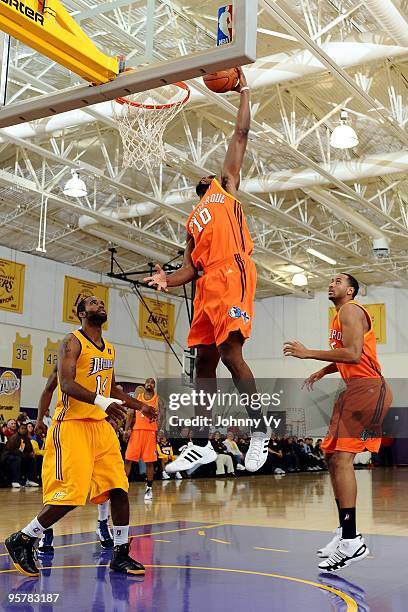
{"left": 97, "top": 500, "right": 110, "bottom": 522}
{"left": 22, "top": 517, "right": 45, "bottom": 539}
{"left": 113, "top": 525, "right": 129, "bottom": 546}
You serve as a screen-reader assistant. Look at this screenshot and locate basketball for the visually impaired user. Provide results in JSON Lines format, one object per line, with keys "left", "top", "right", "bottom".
{"left": 203, "top": 68, "right": 239, "bottom": 93}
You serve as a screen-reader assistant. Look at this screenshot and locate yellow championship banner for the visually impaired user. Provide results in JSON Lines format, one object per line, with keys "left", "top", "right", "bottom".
{"left": 329, "top": 303, "right": 387, "bottom": 344}
{"left": 0, "top": 258, "right": 25, "bottom": 313}
{"left": 12, "top": 333, "right": 33, "bottom": 376}
{"left": 139, "top": 297, "right": 175, "bottom": 343}
{"left": 43, "top": 338, "right": 60, "bottom": 378}
{"left": 62, "top": 276, "right": 109, "bottom": 328}
{"left": 0, "top": 367, "right": 22, "bottom": 423}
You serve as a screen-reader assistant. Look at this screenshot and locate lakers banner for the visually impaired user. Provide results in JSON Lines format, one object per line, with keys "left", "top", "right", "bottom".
{"left": 63, "top": 276, "right": 109, "bottom": 327}
{"left": 0, "top": 258, "right": 25, "bottom": 313}
{"left": 139, "top": 297, "right": 175, "bottom": 343}
{"left": 329, "top": 303, "right": 386, "bottom": 344}
{"left": 0, "top": 367, "right": 22, "bottom": 423}
{"left": 12, "top": 333, "right": 33, "bottom": 376}
{"left": 43, "top": 338, "right": 60, "bottom": 378}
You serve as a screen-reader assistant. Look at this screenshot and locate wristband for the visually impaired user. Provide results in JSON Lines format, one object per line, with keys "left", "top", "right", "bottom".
{"left": 94, "top": 394, "right": 123, "bottom": 412}
{"left": 240, "top": 87, "right": 250, "bottom": 93}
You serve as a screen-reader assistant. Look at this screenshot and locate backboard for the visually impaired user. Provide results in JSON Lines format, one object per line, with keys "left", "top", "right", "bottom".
{"left": 0, "top": 0, "right": 257, "bottom": 127}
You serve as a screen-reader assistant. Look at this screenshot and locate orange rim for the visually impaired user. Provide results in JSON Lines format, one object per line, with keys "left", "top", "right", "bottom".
{"left": 115, "top": 82, "right": 190, "bottom": 110}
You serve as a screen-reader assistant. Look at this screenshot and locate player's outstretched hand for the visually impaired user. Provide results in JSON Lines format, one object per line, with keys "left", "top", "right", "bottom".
{"left": 233, "top": 66, "right": 248, "bottom": 93}
{"left": 302, "top": 370, "right": 323, "bottom": 392}
{"left": 141, "top": 403, "right": 157, "bottom": 423}
{"left": 106, "top": 401, "right": 128, "bottom": 425}
{"left": 283, "top": 340, "right": 310, "bottom": 359}
{"left": 143, "top": 264, "right": 168, "bottom": 292}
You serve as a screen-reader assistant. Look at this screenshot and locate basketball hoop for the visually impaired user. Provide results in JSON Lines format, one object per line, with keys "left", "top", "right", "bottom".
{"left": 112, "top": 82, "right": 190, "bottom": 171}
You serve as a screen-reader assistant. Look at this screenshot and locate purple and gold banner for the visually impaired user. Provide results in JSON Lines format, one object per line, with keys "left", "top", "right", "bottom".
{"left": 0, "top": 367, "right": 22, "bottom": 423}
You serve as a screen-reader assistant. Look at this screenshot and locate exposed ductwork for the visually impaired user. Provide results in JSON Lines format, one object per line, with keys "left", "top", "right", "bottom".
{"left": 2, "top": 40, "right": 407, "bottom": 141}
{"left": 365, "top": 1, "right": 408, "bottom": 47}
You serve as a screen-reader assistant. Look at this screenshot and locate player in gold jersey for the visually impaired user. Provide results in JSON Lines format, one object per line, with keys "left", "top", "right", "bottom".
{"left": 5, "top": 296, "right": 155, "bottom": 578}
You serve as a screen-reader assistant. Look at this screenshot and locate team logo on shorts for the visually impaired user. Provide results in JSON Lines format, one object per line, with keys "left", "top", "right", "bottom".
{"left": 228, "top": 307, "right": 250, "bottom": 324}
{"left": 229, "top": 306, "right": 241, "bottom": 319}
{"left": 52, "top": 491, "right": 68, "bottom": 501}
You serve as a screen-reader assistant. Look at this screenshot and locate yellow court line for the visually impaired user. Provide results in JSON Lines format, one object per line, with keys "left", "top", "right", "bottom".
{"left": 0, "top": 563, "right": 358, "bottom": 611}
{"left": 209, "top": 538, "right": 230, "bottom": 545}
{"left": 0, "top": 523, "right": 226, "bottom": 556}
{"left": 254, "top": 547, "right": 290, "bottom": 553}
{"left": 154, "top": 539, "right": 172, "bottom": 543}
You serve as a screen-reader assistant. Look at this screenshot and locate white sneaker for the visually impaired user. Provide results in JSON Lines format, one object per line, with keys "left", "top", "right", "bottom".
{"left": 274, "top": 468, "right": 286, "bottom": 475}
{"left": 318, "top": 535, "right": 369, "bottom": 572}
{"left": 165, "top": 442, "right": 216, "bottom": 474}
{"left": 236, "top": 464, "right": 245, "bottom": 471}
{"left": 175, "top": 472, "right": 183, "bottom": 480}
{"left": 162, "top": 471, "right": 170, "bottom": 480}
{"left": 11, "top": 482, "right": 21, "bottom": 489}
{"left": 144, "top": 486, "right": 153, "bottom": 501}
{"left": 26, "top": 480, "right": 39, "bottom": 487}
{"left": 317, "top": 527, "right": 342, "bottom": 558}
{"left": 244, "top": 431, "right": 270, "bottom": 472}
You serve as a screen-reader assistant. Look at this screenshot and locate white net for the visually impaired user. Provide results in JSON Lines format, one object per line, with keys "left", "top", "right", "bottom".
{"left": 112, "top": 83, "right": 190, "bottom": 171}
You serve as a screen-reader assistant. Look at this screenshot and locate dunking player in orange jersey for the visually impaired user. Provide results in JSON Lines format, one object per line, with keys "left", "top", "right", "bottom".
{"left": 144, "top": 67, "right": 270, "bottom": 473}
{"left": 284, "top": 273, "right": 392, "bottom": 572}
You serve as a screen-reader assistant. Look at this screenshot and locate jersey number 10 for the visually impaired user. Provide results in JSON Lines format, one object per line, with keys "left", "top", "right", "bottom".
{"left": 191, "top": 208, "right": 212, "bottom": 233}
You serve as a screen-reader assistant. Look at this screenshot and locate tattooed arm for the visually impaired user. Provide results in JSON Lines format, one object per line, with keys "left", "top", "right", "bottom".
{"left": 58, "top": 334, "right": 97, "bottom": 404}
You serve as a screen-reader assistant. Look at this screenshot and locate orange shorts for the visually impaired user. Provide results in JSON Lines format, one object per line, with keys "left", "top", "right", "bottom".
{"left": 321, "top": 378, "right": 392, "bottom": 454}
{"left": 188, "top": 254, "right": 257, "bottom": 348}
{"left": 125, "top": 429, "right": 157, "bottom": 463}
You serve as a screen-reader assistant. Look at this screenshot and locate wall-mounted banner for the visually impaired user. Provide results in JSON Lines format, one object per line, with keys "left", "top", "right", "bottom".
{"left": 43, "top": 338, "right": 60, "bottom": 378}
{"left": 63, "top": 276, "right": 109, "bottom": 328}
{"left": 0, "top": 258, "right": 25, "bottom": 313}
{"left": 12, "top": 333, "right": 32, "bottom": 376}
{"left": 329, "top": 303, "right": 387, "bottom": 344}
{"left": 0, "top": 367, "right": 21, "bottom": 423}
{"left": 139, "top": 297, "right": 174, "bottom": 343}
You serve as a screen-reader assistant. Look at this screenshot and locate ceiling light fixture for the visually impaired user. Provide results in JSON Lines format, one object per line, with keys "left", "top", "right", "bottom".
{"left": 63, "top": 170, "right": 87, "bottom": 198}
{"left": 307, "top": 247, "right": 337, "bottom": 265}
{"left": 330, "top": 110, "right": 359, "bottom": 149}
{"left": 291, "top": 272, "right": 308, "bottom": 287}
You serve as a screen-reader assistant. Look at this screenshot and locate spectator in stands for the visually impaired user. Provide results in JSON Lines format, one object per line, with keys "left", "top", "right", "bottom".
{"left": 42, "top": 408, "right": 52, "bottom": 430}
{"left": 27, "top": 422, "right": 46, "bottom": 478}
{"left": 157, "top": 435, "right": 182, "bottom": 480}
{"left": 3, "top": 419, "right": 17, "bottom": 439}
{"left": 211, "top": 431, "right": 235, "bottom": 477}
{"left": 266, "top": 436, "right": 286, "bottom": 475}
{"left": 1, "top": 423, "right": 39, "bottom": 488}
{"left": 223, "top": 432, "right": 245, "bottom": 471}
{"left": 281, "top": 436, "right": 300, "bottom": 472}
{"left": 17, "top": 412, "right": 29, "bottom": 425}
{"left": 237, "top": 433, "right": 250, "bottom": 457}
{"left": 0, "top": 426, "right": 7, "bottom": 454}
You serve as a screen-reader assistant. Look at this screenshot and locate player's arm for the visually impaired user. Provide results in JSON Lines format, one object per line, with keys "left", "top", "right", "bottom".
{"left": 284, "top": 304, "right": 365, "bottom": 364}
{"left": 111, "top": 375, "right": 156, "bottom": 420}
{"left": 35, "top": 365, "right": 57, "bottom": 435}
{"left": 58, "top": 335, "right": 127, "bottom": 423}
{"left": 220, "top": 67, "right": 250, "bottom": 195}
{"left": 143, "top": 233, "right": 197, "bottom": 291}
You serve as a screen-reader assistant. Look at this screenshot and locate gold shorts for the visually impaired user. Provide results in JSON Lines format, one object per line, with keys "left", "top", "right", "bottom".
{"left": 42, "top": 418, "right": 128, "bottom": 506}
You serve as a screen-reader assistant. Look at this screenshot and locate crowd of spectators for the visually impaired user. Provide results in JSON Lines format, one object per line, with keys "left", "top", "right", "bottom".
{"left": 0, "top": 413, "right": 46, "bottom": 488}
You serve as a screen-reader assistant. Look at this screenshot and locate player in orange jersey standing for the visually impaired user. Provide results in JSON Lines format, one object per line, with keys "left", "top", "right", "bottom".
{"left": 144, "top": 67, "right": 270, "bottom": 473}
{"left": 124, "top": 378, "right": 161, "bottom": 501}
{"left": 284, "top": 273, "right": 392, "bottom": 572}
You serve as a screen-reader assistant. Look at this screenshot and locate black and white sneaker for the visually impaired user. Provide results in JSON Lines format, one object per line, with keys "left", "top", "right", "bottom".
{"left": 245, "top": 431, "right": 270, "bottom": 472}
{"left": 318, "top": 535, "right": 369, "bottom": 572}
{"left": 165, "top": 442, "right": 216, "bottom": 474}
{"left": 317, "top": 527, "right": 342, "bottom": 558}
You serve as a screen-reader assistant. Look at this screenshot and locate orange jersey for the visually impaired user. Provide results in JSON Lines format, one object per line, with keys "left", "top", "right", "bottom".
{"left": 186, "top": 178, "right": 253, "bottom": 271}
{"left": 329, "top": 301, "right": 381, "bottom": 380}
{"left": 133, "top": 391, "right": 158, "bottom": 431}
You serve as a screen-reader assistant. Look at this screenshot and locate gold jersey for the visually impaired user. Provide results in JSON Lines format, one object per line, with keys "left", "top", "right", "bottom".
{"left": 54, "top": 329, "right": 115, "bottom": 421}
